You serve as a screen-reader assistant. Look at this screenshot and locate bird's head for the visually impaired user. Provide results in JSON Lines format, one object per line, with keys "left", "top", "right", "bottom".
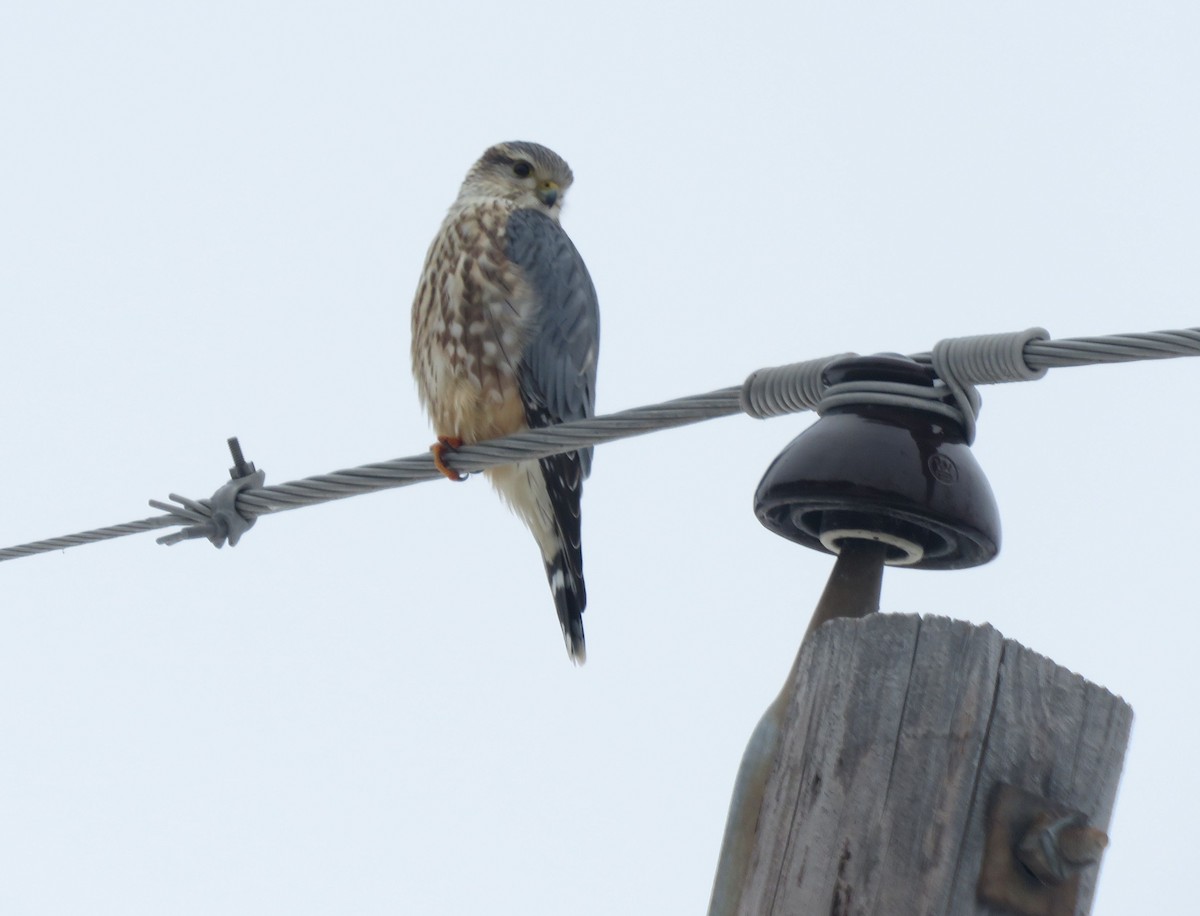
{"left": 457, "top": 141, "right": 575, "bottom": 217}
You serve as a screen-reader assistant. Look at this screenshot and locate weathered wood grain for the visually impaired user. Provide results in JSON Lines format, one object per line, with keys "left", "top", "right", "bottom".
{"left": 714, "top": 614, "right": 1131, "bottom": 916}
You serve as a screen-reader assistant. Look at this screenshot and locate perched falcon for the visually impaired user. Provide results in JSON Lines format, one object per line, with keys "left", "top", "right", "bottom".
{"left": 411, "top": 141, "right": 600, "bottom": 664}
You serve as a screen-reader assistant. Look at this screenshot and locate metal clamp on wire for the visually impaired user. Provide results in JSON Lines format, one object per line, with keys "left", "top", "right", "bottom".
{"left": 151, "top": 438, "right": 265, "bottom": 548}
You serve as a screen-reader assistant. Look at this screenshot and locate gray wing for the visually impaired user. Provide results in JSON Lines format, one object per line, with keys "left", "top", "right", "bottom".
{"left": 505, "top": 208, "right": 600, "bottom": 475}
{"left": 505, "top": 207, "right": 599, "bottom": 646}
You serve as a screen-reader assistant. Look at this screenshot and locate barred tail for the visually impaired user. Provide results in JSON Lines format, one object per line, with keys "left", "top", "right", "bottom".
{"left": 546, "top": 553, "right": 587, "bottom": 664}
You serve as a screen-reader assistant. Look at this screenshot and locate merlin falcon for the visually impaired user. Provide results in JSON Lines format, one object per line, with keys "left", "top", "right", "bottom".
{"left": 411, "top": 141, "right": 600, "bottom": 663}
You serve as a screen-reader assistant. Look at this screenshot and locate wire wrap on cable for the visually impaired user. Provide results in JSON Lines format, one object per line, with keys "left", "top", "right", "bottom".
{"left": 739, "top": 355, "right": 849, "bottom": 419}
{"left": 151, "top": 468, "right": 266, "bottom": 547}
{"left": 815, "top": 378, "right": 967, "bottom": 428}
{"left": 929, "top": 327, "right": 1050, "bottom": 443}
{"left": 740, "top": 329, "right": 1052, "bottom": 443}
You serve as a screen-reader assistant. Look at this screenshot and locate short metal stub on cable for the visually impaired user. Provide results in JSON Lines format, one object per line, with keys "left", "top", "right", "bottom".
{"left": 152, "top": 438, "right": 266, "bottom": 548}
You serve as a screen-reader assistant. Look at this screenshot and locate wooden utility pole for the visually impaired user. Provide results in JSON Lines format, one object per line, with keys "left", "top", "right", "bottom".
{"left": 709, "top": 613, "right": 1131, "bottom": 914}
{"left": 713, "top": 354, "right": 1133, "bottom": 914}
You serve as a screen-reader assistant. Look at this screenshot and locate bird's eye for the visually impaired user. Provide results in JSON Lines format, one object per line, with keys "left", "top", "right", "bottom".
{"left": 512, "top": 161, "right": 533, "bottom": 178}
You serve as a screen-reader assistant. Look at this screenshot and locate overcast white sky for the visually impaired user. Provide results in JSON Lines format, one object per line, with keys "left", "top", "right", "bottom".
{"left": 2, "top": 2, "right": 1198, "bottom": 913}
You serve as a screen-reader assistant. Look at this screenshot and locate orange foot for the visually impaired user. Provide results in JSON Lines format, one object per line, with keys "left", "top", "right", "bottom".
{"left": 431, "top": 436, "right": 466, "bottom": 481}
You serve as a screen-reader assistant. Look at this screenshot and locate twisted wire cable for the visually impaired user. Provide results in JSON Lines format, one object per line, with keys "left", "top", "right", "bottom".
{"left": 2, "top": 325, "right": 1196, "bottom": 563}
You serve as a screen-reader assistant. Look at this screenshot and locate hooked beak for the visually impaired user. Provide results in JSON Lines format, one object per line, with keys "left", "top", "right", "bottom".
{"left": 537, "top": 181, "right": 560, "bottom": 207}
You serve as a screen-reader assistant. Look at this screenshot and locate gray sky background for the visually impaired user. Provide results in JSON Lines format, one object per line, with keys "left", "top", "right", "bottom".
{"left": 3, "top": 2, "right": 1198, "bottom": 913}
